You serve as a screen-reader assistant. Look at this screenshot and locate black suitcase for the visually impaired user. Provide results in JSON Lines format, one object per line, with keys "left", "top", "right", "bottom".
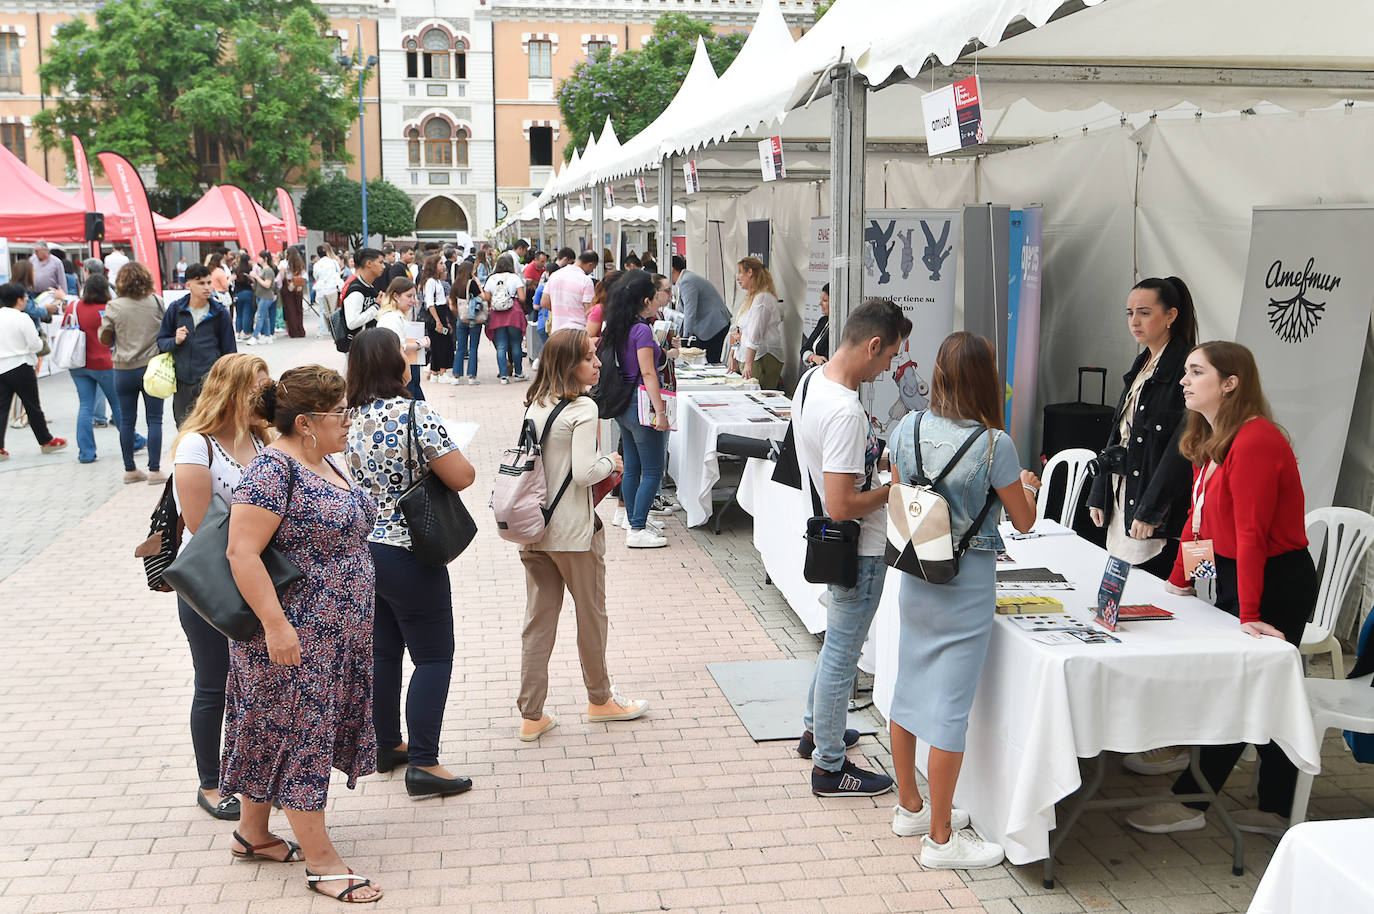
{"left": 1040, "top": 367, "right": 1114, "bottom": 545}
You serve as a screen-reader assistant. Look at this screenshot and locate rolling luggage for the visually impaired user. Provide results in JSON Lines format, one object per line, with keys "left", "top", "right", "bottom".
{"left": 1041, "top": 367, "right": 1113, "bottom": 545}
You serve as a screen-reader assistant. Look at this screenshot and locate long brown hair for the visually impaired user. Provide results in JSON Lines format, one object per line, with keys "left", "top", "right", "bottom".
{"left": 929, "top": 331, "right": 1004, "bottom": 431}
{"left": 346, "top": 328, "right": 410, "bottom": 407}
{"left": 173, "top": 353, "right": 274, "bottom": 453}
{"left": 1178, "top": 341, "right": 1278, "bottom": 466}
{"left": 449, "top": 261, "right": 474, "bottom": 305}
{"left": 525, "top": 329, "right": 592, "bottom": 407}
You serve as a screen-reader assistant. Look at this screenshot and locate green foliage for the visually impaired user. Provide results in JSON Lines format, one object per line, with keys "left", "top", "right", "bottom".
{"left": 300, "top": 175, "right": 415, "bottom": 248}
{"left": 34, "top": 0, "right": 359, "bottom": 200}
{"left": 815, "top": 1, "right": 836, "bottom": 20}
{"left": 556, "top": 14, "right": 749, "bottom": 161}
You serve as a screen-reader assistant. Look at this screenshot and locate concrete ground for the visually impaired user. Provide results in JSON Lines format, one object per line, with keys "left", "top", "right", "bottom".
{"left": 0, "top": 332, "right": 1369, "bottom": 914}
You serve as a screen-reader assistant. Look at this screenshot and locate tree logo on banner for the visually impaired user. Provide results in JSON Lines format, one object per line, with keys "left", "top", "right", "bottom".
{"left": 1265, "top": 256, "right": 1339, "bottom": 343}
{"left": 920, "top": 220, "right": 954, "bottom": 281}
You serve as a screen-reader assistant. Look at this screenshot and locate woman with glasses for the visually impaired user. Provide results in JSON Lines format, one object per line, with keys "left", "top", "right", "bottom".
{"left": 223, "top": 365, "right": 382, "bottom": 904}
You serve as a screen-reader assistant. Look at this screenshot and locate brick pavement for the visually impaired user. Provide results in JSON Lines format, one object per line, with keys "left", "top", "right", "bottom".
{"left": 1, "top": 333, "right": 1370, "bottom": 914}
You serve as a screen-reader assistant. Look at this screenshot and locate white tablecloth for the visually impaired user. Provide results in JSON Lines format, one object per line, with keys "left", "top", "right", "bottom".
{"left": 674, "top": 363, "right": 759, "bottom": 392}
{"left": 738, "top": 468, "right": 1322, "bottom": 864}
{"left": 1248, "top": 819, "right": 1374, "bottom": 913}
{"left": 667, "top": 391, "right": 790, "bottom": 527}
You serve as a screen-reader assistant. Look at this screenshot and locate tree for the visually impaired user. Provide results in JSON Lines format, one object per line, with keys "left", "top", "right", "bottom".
{"left": 557, "top": 14, "right": 749, "bottom": 161}
{"left": 300, "top": 176, "right": 416, "bottom": 249}
{"left": 34, "top": 0, "right": 360, "bottom": 201}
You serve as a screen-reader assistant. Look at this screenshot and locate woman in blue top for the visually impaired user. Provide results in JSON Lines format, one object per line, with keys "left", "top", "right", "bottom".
{"left": 600, "top": 271, "right": 677, "bottom": 548}
{"left": 887, "top": 332, "right": 1041, "bottom": 871}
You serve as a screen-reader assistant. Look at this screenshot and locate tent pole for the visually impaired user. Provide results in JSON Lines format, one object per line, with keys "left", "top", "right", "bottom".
{"left": 829, "top": 64, "right": 868, "bottom": 347}
{"left": 538, "top": 208, "right": 546, "bottom": 253}
{"left": 592, "top": 183, "right": 606, "bottom": 278}
{"left": 658, "top": 156, "right": 674, "bottom": 275}
{"left": 557, "top": 198, "right": 567, "bottom": 251}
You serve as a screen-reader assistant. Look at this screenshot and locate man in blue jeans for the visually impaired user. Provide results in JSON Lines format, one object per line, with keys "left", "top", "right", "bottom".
{"left": 793, "top": 298, "right": 911, "bottom": 797}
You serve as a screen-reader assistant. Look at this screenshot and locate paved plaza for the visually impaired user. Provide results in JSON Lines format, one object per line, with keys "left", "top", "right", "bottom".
{"left": 1, "top": 335, "right": 1369, "bottom": 914}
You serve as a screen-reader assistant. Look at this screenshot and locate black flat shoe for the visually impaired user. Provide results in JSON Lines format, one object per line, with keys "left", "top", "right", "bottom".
{"left": 376, "top": 746, "right": 409, "bottom": 773}
{"left": 197, "top": 791, "right": 242, "bottom": 820}
{"left": 404, "top": 767, "right": 473, "bottom": 798}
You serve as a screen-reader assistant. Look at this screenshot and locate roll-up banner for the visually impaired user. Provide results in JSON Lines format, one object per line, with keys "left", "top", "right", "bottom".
{"left": 71, "top": 136, "right": 99, "bottom": 258}
{"left": 805, "top": 217, "right": 830, "bottom": 336}
{"left": 275, "top": 186, "right": 300, "bottom": 247}
{"left": 1234, "top": 205, "right": 1374, "bottom": 510}
{"left": 220, "top": 185, "right": 267, "bottom": 263}
{"left": 1006, "top": 206, "right": 1045, "bottom": 464}
{"left": 96, "top": 151, "right": 162, "bottom": 296}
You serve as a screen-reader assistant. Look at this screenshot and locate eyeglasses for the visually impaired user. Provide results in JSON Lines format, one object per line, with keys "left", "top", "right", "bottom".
{"left": 308, "top": 409, "right": 349, "bottom": 420}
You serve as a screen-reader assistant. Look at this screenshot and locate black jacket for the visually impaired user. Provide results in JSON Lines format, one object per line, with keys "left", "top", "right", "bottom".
{"left": 156, "top": 295, "right": 237, "bottom": 383}
{"left": 1086, "top": 334, "right": 1193, "bottom": 539}
{"left": 800, "top": 315, "right": 829, "bottom": 363}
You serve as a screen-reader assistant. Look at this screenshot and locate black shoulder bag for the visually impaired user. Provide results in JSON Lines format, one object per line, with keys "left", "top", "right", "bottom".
{"left": 398, "top": 399, "right": 479, "bottom": 565}
{"left": 795, "top": 370, "right": 862, "bottom": 589}
{"left": 591, "top": 338, "right": 636, "bottom": 419}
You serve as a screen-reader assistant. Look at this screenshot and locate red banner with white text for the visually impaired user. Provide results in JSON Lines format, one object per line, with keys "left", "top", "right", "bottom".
{"left": 275, "top": 186, "right": 300, "bottom": 247}
{"left": 219, "top": 184, "right": 267, "bottom": 262}
{"left": 95, "top": 151, "right": 162, "bottom": 296}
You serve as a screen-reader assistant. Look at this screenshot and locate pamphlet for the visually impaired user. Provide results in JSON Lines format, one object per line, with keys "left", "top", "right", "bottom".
{"left": 636, "top": 385, "right": 678, "bottom": 430}
{"left": 1005, "top": 613, "right": 1091, "bottom": 633}
{"left": 1117, "top": 604, "right": 1174, "bottom": 622}
{"left": 995, "top": 596, "right": 1065, "bottom": 615}
{"left": 997, "top": 567, "right": 1073, "bottom": 591}
{"left": 1094, "top": 555, "right": 1131, "bottom": 632}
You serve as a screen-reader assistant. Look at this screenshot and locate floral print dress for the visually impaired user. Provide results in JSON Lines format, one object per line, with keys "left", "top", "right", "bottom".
{"left": 220, "top": 450, "right": 379, "bottom": 811}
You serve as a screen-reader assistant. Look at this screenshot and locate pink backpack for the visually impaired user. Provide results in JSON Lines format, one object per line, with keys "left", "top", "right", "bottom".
{"left": 491, "top": 398, "right": 576, "bottom": 544}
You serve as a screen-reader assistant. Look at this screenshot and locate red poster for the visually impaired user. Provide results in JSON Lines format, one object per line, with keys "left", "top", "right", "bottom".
{"left": 72, "top": 136, "right": 99, "bottom": 257}
{"left": 275, "top": 186, "right": 300, "bottom": 246}
{"left": 220, "top": 185, "right": 267, "bottom": 262}
{"left": 95, "top": 151, "right": 162, "bottom": 296}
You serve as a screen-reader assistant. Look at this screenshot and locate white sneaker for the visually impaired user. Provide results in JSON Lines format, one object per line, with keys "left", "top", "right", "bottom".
{"left": 244, "top": 336, "right": 258, "bottom": 346}
{"left": 466, "top": 377, "right": 481, "bottom": 386}
{"left": 919, "top": 829, "right": 1005, "bottom": 870}
{"left": 500, "top": 377, "right": 510, "bottom": 385}
{"left": 1125, "top": 802, "right": 1207, "bottom": 834}
{"left": 612, "top": 506, "right": 627, "bottom": 528}
{"left": 626, "top": 528, "right": 668, "bottom": 548}
{"left": 892, "top": 802, "right": 971, "bottom": 837}
{"left": 514, "top": 372, "right": 529, "bottom": 381}
{"left": 1123, "top": 747, "right": 1190, "bottom": 775}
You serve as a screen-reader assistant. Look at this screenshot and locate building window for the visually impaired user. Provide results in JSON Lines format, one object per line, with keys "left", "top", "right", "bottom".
{"left": 529, "top": 126, "right": 553, "bottom": 167}
{"left": 455, "top": 135, "right": 469, "bottom": 168}
{"left": 424, "top": 119, "right": 452, "bottom": 167}
{"left": 406, "top": 51, "right": 418, "bottom": 78}
{"left": 194, "top": 129, "right": 221, "bottom": 166}
{"left": 0, "top": 123, "right": 24, "bottom": 163}
{"left": 408, "top": 128, "right": 421, "bottom": 167}
{"left": 586, "top": 39, "right": 611, "bottom": 58}
{"left": 422, "top": 29, "right": 450, "bottom": 79}
{"left": 528, "top": 39, "right": 552, "bottom": 79}
{"left": 455, "top": 50, "right": 467, "bottom": 79}
{"left": 0, "top": 34, "right": 20, "bottom": 92}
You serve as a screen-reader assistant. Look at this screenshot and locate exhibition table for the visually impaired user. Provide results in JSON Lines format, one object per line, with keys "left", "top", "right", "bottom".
{"left": 1247, "top": 819, "right": 1374, "bottom": 914}
{"left": 667, "top": 391, "right": 790, "bottom": 528}
{"left": 737, "top": 460, "right": 1321, "bottom": 872}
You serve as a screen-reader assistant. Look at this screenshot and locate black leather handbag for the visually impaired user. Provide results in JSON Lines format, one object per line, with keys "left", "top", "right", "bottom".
{"left": 398, "top": 399, "right": 478, "bottom": 565}
{"left": 162, "top": 456, "right": 303, "bottom": 642}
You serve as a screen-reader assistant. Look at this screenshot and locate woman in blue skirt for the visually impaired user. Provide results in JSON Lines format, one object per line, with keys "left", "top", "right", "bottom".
{"left": 887, "top": 332, "right": 1041, "bottom": 870}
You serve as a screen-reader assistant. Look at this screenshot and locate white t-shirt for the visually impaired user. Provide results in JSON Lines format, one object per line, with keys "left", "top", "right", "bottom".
{"left": 483, "top": 272, "right": 524, "bottom": 311}
{"left": 173, "top": 433, "right": 265, "bottom": 548}
{"left": 794, "top": 366, "right": 886, "bottom": 556}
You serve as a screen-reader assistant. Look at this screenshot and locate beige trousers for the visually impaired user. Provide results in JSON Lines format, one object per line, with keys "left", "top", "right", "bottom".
{"left": 517, "top": 524, "right": 612, "bottom": 719}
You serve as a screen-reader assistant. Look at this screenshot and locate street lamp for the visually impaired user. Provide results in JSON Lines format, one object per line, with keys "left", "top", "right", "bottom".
{"left": 338, "top": 31, "right": 378, "bottom": 244}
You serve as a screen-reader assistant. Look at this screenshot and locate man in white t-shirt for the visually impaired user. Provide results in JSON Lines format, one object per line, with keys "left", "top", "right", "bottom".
{"left": 103, "top": 245, "right": 130, "bottom": 282}
{"left": 545, "top": 250, "right": 598, "bottom": 332}
{"left": 793, "top": 297, "right": 911, "bottom": 799}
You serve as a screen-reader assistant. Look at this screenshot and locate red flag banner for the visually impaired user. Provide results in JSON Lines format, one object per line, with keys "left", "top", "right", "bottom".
{"left": 219, "top": 184, "right": 267, "bottom": 262}
{"left": 275, "top": 187, "right": 300, "bottom": 247}
{"left": 95, "top": 151, "right": 162, "bottom": 296}
{"left": 72, "top": 136, "right": 99, "bottom": 258}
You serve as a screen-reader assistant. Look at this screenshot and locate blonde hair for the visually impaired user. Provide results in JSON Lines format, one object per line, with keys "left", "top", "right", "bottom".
{"left": 378, "top": 276, "right": 415, "bottom": 314}
{"left": 526, "top": 329, "right": 593, "bottom": 407}
{"left": 735, "top": 256, "right": 777, "bottom": 322}
{"left": 172, "top": 353, "right": 274, "bottom": 454}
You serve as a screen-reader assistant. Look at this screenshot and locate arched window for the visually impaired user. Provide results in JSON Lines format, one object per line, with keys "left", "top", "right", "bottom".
{"left": 424, "top": 119, "right": 452, "bottom": 167}
{"left": 454, "top": 37, "right": 468, "bottom": 80}
{"left": 455, "top": 127, "right": 470, "bottom": 168}
{"left": 422, "top": 28, "right": 450, "bottom": 79}
{"left": 407, "top": 128, "right": 421, "bottom": 167}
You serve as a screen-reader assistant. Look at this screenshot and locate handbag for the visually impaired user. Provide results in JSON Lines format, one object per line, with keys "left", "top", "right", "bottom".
{"left": 397, "top": 399, "right": 478, "bottom": 565}
{"left": 144, "top": 351, "right": 177, "bottom": 398}
{"left": 792, "top": 370, "right": 862, "bottom": 588}
{"left": 591, "top": 340, "right": 636, "bottom": 419}
{"left": 161, "top": 454, "right": 304, "bottom": 641}
{"left": 50, "top": 304, "right": 87, "bottom": 371}
{"left": 134, "top": 474, "right": 184, "bottom": 592}
{"left": 884, "top": 412, "right": 999, "bottom": 585}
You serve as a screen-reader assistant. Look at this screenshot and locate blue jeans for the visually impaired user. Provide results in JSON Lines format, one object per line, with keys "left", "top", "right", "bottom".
{"left": 254, "top": 297, "right": 275, "bottom": 338}
{"left": 615, "top": 400, "right": 667, "bottom": 530}
{"left": 70, "top": 367, "right": 122, "bottom": 463}
{"left": 453, "top": 323, "right": 481, "bottom": 377}
{"left": 493, "top": 325, "right": 523, "bottom": 378}
{"left": 803, "top": 554, "right": 886, "bottom": 772}
{"left": 115, "top": 367, "right": 163, "bottom": 472}
{"left": 234, "top": 289, "right": 255, "bottom": 335}
{"left": 407, "top": 364, "right": 425, "bottom": 401}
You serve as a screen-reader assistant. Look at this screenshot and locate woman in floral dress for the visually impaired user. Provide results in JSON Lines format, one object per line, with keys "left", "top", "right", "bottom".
{"left": 224, "top": 365, "right": 382, "bottom": 904}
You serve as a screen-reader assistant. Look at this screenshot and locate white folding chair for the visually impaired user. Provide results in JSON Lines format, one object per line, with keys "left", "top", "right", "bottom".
{"left": 1036, "top": 448, "right": 1096, "bottom": 527}
{"left": 1302, "top": 507, "right": 1374, "bottom": 679}
{"left": 1289, "top": 673, "right": 1374, "bottom": 825}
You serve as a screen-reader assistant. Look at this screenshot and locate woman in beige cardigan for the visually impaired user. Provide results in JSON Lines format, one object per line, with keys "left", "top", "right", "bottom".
{"left": 517, "top": 329, "right": 649, "bottom": 741}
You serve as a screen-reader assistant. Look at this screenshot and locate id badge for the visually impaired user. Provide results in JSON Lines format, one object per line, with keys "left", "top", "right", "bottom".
{"left": 1181, "top": 539, "right": 1217, "bottom": 580}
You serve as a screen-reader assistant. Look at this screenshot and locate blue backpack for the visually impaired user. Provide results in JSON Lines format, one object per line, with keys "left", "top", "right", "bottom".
{"left": 1343, "top": 605, "right": 1374, "bottom": 762}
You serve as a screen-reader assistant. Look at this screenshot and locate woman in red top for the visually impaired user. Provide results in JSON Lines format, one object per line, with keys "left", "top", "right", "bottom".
{"left": 1126, "top": 340, "right": 1317, "bottom": 838}
{"left": 69, "top": 273, "right": 131, "bottom": 465}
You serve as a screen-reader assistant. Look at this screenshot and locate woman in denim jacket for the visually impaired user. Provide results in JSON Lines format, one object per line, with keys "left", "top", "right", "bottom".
{"left": 886, "top": 332, "right": 1040, "bottom": 871}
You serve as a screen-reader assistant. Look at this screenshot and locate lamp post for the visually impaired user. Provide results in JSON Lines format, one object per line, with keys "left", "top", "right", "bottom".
{"left": 338, "top": 27, "right": 378, "bottom": 245}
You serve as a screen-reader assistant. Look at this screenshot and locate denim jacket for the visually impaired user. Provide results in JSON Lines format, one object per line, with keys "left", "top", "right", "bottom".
{"left": 890, "top": 411, "right": 1012, "bottom": 553}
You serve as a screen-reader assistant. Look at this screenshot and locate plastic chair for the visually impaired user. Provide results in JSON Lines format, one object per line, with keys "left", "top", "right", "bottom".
{"left": 1301, "top": 508, "right": 1374, "bottom": 679}
{"left": 1289, "top": 672, "right": 1374, "bottom": 825}
{"left": 1036, "top": 448, "right": 1095, "bottom": 527}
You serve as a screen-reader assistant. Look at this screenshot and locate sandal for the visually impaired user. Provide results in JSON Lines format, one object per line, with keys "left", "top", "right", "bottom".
{"left": 230, "top": 830, "right": 303, "bottom": 863}
{"left": 307, "top": 869, "right": 383, "bottom": 904}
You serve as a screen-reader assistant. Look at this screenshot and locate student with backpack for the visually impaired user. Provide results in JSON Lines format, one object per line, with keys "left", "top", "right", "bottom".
{"left": 331, "top": 248, "right": 385, "bottom": 353}
{"left": 886, "top": 332, "right": 1040, "bottom": 870}
{"left": 510, "top": 329, "right": 647, "bottom": 742}
{"left": 482, "top": 253, "right": 528, "bottom": 384}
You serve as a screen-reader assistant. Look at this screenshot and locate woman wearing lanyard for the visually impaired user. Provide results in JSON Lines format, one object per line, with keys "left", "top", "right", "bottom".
{"left": 1125, "top": 341, "right": 1317, "bottom": 839}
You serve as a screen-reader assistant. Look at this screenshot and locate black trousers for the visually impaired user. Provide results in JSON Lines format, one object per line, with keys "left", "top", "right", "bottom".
{"left": 0, "top": 363, "right": 53, "bottom": 449}
{"left": 1136, "top": 538, "right": 1180, "bottom": 580}
{"left": 172, "top": 376, "right": 205, "bottom": 427}
{"left": 370, "top": 542, "right": 455, "bottom": 768}
{"left": 700, "top": 325, "right": 730, "bottom": 365}
{"left": 177, "top": 597, "right": 230, "bottom": 790}
{"left": 1173, "top": 548, "right": 1318, "bottom": 817}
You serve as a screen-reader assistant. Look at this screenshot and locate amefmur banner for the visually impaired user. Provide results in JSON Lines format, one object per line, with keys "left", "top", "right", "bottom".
{"left": 1234, "top": 205, "right": 1374, "bottom": 509}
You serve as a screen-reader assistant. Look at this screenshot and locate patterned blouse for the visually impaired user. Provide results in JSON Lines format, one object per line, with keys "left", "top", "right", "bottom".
{"left": 345, "top": 396, "right": 460, "bottom": 549}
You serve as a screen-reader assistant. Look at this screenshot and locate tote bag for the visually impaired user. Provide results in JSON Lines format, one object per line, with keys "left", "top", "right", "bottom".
{"left": 50, "top": 305, "right": 86, "bottom": 371}
{"left": 396, "top": 399, "right": 478, "bottom": 565}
